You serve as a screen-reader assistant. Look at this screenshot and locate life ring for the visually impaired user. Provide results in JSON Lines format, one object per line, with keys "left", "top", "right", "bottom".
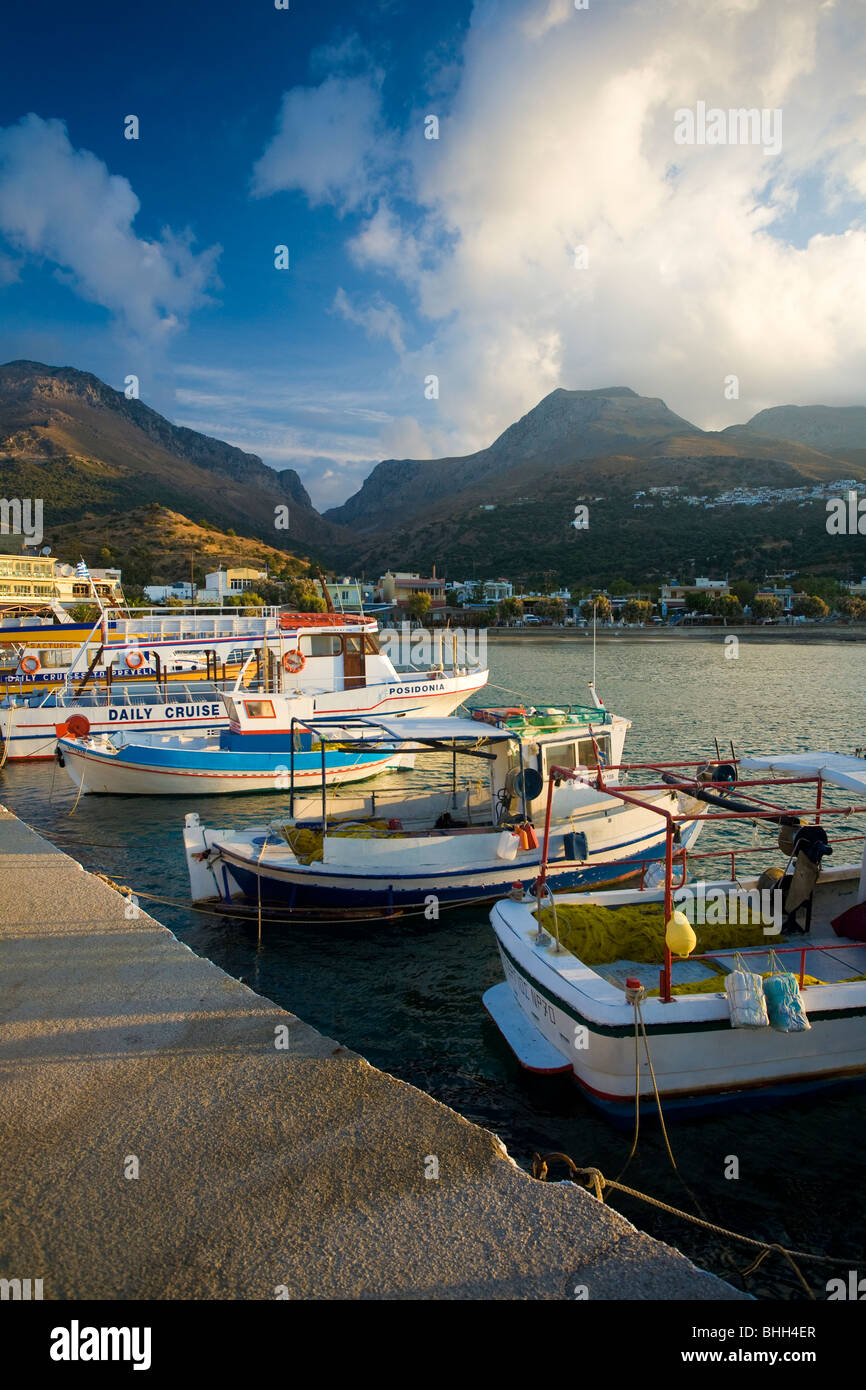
{"left": 282, "top": 649, "right": 306, "bottom": 674}
{"left": 20, "top": 655, "right": 41, "bottom": 674}
{"left": 124, "top": 649, "right": 146, "bottom": 671}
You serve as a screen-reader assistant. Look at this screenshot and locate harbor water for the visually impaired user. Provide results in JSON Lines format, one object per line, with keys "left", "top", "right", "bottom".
{"left": 4, "top": 636, "right": 865, "bottom": 1298}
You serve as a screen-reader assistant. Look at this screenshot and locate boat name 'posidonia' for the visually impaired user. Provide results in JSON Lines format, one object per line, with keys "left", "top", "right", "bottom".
{"left": 108, "top": 702, "right": 223, "bottom": 722}
{"left": 390, "top": 682, "right": 445, "bottom": 695}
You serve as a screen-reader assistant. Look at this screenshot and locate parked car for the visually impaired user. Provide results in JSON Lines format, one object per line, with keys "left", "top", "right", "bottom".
{"left": 523, "top": 614, "right": 541, "bottom": 624}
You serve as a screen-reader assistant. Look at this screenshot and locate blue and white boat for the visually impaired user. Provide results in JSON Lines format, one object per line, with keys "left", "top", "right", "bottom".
{"left": 183, "top": 701, "right": 703, "bottom": 918}
{"left": 55, "top": 694, "right": 415, "bottom": 796}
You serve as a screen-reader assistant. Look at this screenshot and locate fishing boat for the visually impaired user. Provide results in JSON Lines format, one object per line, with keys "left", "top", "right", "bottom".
{"left": 485, "top": 751, "right": 866, "bottom": 1121}
{"left": 183, "top": 699, "right": 704, "bottom": 918}
{"left": 0, "top": 609, "right": 487, "bottom": 760}
{"left": 54, "top": 693, "right": 416, "bottom": 796}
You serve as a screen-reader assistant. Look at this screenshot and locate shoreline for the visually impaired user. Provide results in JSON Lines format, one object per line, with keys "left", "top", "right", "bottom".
{"left": 484, "top": 625, "right": 866, "bottom": 643}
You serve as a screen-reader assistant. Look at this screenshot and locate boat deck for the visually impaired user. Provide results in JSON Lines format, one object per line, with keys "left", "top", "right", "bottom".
{"left": 537, "top": 872, "right": 866, "bottom": 994}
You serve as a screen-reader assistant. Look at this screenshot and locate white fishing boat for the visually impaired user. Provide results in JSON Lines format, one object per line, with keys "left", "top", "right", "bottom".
{"left": 0, "top": 609, "right": 487, "bottom": 760}
{"left": 54, "top": 691, "right": 416, "bottom": 796}
{"left": 486, "top": 752, "right": 866, "bottom": 1121}
{"left": 183, "top": 700, "right": 703, "bottom": 918}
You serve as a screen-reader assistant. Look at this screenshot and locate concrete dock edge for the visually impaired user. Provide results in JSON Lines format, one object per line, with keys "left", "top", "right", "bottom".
{"left": 0, "top": 804, "right": 747, "bottom": 1301}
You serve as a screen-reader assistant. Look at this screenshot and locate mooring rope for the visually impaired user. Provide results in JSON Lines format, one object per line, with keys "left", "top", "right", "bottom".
{"left": 92, "top": 874, "right": 500, "bottom": 926}
{"left": 0, "top": 704, "right": 13, "bottom": 768}
{"left": 531, "top": 1152, "right": 856, "bottom": 1298}
{"left": 616, "top": 992, "right": 707, "bottom": 1220}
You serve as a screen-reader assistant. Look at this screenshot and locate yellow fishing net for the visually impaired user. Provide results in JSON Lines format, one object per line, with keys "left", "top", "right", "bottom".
{"left": 533, "top": 901, "right": 768, "bottom": 966}
{"left": 646, "top": 971, "right": 824, "bottom": 997}
{"left": 280, "top": 819, "right": 410, "bottom": 864}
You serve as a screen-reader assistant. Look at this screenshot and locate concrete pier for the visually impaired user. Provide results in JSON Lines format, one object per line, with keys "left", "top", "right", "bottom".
{"left": 0, "top": 805, "right": 746, "bottom": 1300}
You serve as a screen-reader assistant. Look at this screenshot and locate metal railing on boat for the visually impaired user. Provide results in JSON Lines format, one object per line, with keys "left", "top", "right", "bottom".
{"left": 533, "top": 752, "right": 866, "bottom": 1004}
{"left": 685, "top": 940, "right": 866, "bottom": 991}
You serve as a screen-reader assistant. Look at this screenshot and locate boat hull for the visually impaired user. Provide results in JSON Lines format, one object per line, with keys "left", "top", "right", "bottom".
{"left": 57, "top": 737, "right": 413, "bottom": 796}
{"left": 185, "top": 815, "right": 686, "bottom": 914}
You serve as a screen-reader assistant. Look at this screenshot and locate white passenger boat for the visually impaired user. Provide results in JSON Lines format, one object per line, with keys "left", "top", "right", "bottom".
{"left": 183, "top": 701, "right": 703, "bottom": 918}
{"left": 486, "top": 752, "right": 866, "bottom": 1121}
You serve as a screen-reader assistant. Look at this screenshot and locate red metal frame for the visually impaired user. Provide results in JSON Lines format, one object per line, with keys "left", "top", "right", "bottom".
{"left": 689, "top": 941, "right": 865, "bottom": 991}
{"left": 530, "top": 755, "right": 866, "bottom": 1005}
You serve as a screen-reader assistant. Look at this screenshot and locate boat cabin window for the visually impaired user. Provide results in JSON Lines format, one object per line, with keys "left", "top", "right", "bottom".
{"left": 364, "top": 634, "right": 380, "bottom": 655}
{"left": 224, "top": 698, "right": 240, "bottom": 723}
{"left": 242, "top": 700, "right": 275, "bottom": 719}
{"left": 298, "top": 634, "right": 342, "bottom": 657}
{"left": 543, "top": 735, "right": 612, "bottom": 775}
{"left": 577, "top": 734, "right": 611, "bottom": 765}
{"left": 544, "top": 741, "right": 578, "bottom": 772}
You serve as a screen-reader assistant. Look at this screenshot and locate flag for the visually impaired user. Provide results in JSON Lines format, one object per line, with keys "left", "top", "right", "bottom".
{"left": 75, "top": 560, "right": 90, "bottom": 578}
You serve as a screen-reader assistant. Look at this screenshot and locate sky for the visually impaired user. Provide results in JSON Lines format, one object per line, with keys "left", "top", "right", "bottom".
{"left": 1, "top": 0, "right": 865, "bottom": 511}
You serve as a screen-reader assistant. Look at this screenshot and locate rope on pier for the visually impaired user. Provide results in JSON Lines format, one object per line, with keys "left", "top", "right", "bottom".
{"left": 531, "top": 1152, "right": 859, "bottom": 1298}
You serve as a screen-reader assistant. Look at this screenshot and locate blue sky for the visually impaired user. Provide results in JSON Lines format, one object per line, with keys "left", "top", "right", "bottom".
{"left": 1, "top": 0, "right": 865, "bottom": 510}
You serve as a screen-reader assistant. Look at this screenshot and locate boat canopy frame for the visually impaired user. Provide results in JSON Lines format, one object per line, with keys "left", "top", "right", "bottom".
{"left": 287, "top": 714, "right": 522, "bottom": 823}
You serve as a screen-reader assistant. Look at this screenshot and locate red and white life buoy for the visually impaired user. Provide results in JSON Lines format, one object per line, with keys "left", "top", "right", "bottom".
{"left": 20, "top": 655, "right": 41, "bottom": 674}
{"left": 124, "top": 649, "right": 146, "bottom": 671}
{"left": 282, "top": 649, "right": 306, "bottom": 674}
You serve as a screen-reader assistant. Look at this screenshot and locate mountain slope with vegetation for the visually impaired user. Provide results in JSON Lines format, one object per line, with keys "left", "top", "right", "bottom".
{"left": 0, "top": 360, "right": 340, "bottom": 552}
{"left": 45, "top": 505, "right": 314, "bottom": 590}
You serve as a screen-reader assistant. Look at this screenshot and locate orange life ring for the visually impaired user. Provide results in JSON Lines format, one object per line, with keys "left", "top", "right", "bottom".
{"left": 282, "top": 649, "right": 306, "bottom": 674}
{"left": 125, "top": 649, "right": 146, "bottom": 670}
{"left": 20, "top": 655, "right": 41, "bottom": 674}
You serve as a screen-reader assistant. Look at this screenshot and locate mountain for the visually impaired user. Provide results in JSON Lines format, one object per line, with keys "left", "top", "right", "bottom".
{"left": 326, "top": 386, "right": 852, "bottom": 535}
{"left": 3, "top": 364, "right": 865, "bottom": 588}
{"left": 0, "top": 360, "right": 339, "bottom": 552}
{"left": 326, "top": 388, "right": 702, "bottom": 530}
{"left": 322, "top": 386, "right": 866, "bottom": 584}
{"left": 732, "top": 404, "right": 866, "bottom": 456}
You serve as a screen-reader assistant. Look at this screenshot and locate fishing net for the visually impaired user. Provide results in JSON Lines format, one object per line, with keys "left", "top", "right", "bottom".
{"left": 533, "top": 901, "right": 767, "bottom": 966}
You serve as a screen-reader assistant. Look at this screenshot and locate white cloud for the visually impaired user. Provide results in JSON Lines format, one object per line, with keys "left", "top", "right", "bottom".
{"left": 171, "top": 363, "right": 399, "bottom": 507}
{"left": 0, "top": 251, "right": 20, "bottom": 286}
{"left": 333, "top": 287, "right": 407, "bottom": 354}
{"left": 0, "top": 115, "right": 220, "bottom": 339}
{"left": 257, "top": 0, "right": 866, "bottom": 472}
{"left": 251, "top": 74, "right": 398, "bottom": 208}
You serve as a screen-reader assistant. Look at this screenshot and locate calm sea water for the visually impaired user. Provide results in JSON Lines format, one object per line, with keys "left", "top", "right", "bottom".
{"left": 3, "top": 636, "right": 865, "bottom": 1298}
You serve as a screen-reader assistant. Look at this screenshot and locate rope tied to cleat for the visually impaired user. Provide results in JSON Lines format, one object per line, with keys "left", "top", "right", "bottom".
{"left": 530, "top": 1151, "right": 859, "bottom": 1297}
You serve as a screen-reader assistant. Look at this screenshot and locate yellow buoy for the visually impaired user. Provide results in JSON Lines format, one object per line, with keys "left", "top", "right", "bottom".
{"left": 665, "top": 910, "right": 697, "bottom": 957}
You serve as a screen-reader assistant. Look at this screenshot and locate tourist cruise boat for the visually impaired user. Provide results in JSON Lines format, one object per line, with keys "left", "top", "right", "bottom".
{"left": 1, "top": 610, "right": 487, "bottom": 760}
{"left": 485, "top": 751, "right": 866, "bottom": 1121}
{"left": 183, "top": 700, "right": 702, "bottom": 918}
